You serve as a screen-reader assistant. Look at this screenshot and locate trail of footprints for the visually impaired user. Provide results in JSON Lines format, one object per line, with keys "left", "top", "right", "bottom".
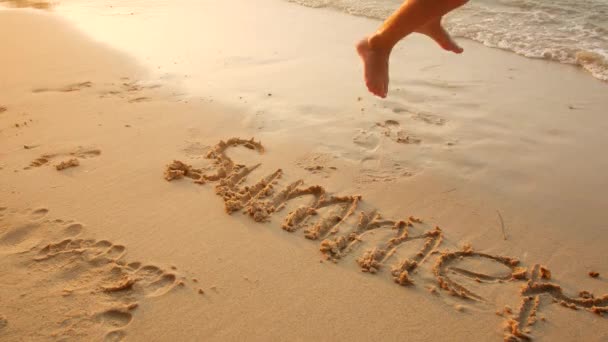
{"left": 21, "top": 79, "right": 160, "bottom": 172}
{"left": 0, "top": 206, "right": 198, "bottom": 341}
{"left": 31, "top": 79, "right": 160, "bottom": 104}
{"left": 165, "top": 138, "right": 607, "bottom": 341}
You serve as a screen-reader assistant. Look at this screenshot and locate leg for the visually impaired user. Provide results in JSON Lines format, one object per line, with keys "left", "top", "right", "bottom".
{"left": 357, "top": 0, "right": 468, "bottom": 98}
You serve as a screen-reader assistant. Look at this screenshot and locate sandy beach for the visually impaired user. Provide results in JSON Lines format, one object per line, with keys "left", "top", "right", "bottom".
{"left": 1, "top": 0, "right": 607, "bottom": 341}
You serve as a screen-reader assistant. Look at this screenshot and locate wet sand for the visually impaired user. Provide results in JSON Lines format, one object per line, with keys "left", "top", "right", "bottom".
{"left": 1, "top": 1, "right": 607, "bottom": 341}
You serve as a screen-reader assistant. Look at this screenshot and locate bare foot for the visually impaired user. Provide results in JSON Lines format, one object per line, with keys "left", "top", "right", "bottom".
{"left": 416, "top": 17, "right": 463, "bottom": 54}
{"left": 357, "top": 38, "right": 391, "bottom": 98}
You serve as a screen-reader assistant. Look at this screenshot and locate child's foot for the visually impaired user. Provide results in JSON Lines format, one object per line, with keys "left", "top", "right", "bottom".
{"left": 415, "top": 17, "right": 463, "bottom": 54}
{"left": 356, "top": 38, "right": 391, "bottom": 98}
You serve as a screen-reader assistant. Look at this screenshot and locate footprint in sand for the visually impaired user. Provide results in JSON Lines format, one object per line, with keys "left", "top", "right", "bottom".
{"left": 99, "top": 79, "right": 161, "bottom": 104}
{"left": 0, "top": 221, "right": 42, "bottom": 252}
{"left": 411, "top": 112, "right": 446, "bottom": 126}
{"left": 97, "top": 308, "right": 134, "bottom": 342}
{"left": 104, "top": 329, "right": 127, "bottom": 342}
{"left": 376, "top": 120, "right": 422, "bottom": 145}
{"left": 355, "top": 156, "right": 414, "bottom": 186}
{"left": 182, "top": 141, "right": 212, "bottom": 159}
{"left": 353, "top": 120, "right": 422, "bottom": 151}
{"left": 0, "top": 208, "right": 50, "bottom": 254}
{"left": 119, "top": 80, "right": 161, "bottom": 93}
{"left": 353, "top": 129, "right": 381, "bottom": 150}
{"left": 32, "top": 81, "right": 93, "bottom": 93}
{"left": 295, "top": 152, "right": 338, "bottom": 178}
{"left": 63, "top": 223, "right": 84, "bottom": 236}
{"left": 1, "top": 0, "right": 52, "bottom": 9}
{"left": 26, "top": 147, "right": 101, "bottom": 171}
{"left": 97, "top": 309, "right": 133, "bottom": 329}
{"left": 30, "top": 207, "right": 49, "bottom": 220}
{"left": 391, "top": 107, "right": 408, "bottom": 114}
{"left": 128, "top": 96, "right": 149, "bottom": 103}
{"left": 0, "top": 207, "right": 197, "bottom": 341}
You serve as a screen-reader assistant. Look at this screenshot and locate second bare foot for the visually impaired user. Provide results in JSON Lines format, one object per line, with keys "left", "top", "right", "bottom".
{"left": 416, "top": 17, "right": 463, "bottom": 54}
{"left": 356, "top": 37, "right": 391, "bottom": 98}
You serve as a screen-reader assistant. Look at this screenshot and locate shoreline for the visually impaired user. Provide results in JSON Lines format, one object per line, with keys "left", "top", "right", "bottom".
{"left": 282, "top": 0, "right": 608, "bottom": 83}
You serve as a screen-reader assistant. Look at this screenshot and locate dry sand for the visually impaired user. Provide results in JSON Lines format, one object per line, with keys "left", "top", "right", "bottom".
{"left": 1, "top": 0, "right": 607, "bottom": 341}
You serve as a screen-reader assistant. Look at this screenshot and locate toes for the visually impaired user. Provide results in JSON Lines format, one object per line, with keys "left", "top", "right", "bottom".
{"left": 367, "top": 84, "right": 380, "bottom": 98}
{"left": 445, "top": 43, "right": 463, "bottom": 54}
{"left": 445, "top": 36, "right": 463, "bottom": 53}
{"left": 437, "top": 36, "right": 461, "bottom": 53}
{"left": 366, "top": 81, "right": 385, "bottom": 98}
{"left": 365, "top": 79, "right": 378, "bottom": 97}
{"left": 370, "top": 82, "right": 387, "bottom": 98}
{"left": 439, "top": 30, "right": 463, "bottom": 54}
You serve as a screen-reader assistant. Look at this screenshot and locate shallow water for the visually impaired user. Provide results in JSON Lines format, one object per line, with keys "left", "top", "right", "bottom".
{"left": 286, "top": 0, "right": 608, "bottom": 81}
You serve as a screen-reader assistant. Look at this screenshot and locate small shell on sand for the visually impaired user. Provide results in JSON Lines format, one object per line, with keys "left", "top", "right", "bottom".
{"left": 589, "top": 271, "right": 600, "bottom": 278}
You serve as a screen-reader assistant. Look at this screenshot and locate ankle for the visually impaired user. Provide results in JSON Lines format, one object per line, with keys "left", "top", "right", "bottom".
{"left": 368, "top": 33, "right": 393, "bottom": 56}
